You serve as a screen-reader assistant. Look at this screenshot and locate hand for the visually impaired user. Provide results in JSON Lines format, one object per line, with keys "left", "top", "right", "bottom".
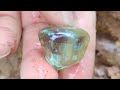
{"left": 0, "top": 11, "right": 96, "bottom": 79}
{"left": 20, "top": 11, "right": 96, "bottom": 79}
{"left": 0, "top": 12, "right": 21, "bottom": 61}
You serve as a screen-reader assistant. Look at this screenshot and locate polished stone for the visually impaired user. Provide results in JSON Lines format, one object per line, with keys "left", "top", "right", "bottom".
{"left": 38, "top": 26, "right": 90, "bottom": 70}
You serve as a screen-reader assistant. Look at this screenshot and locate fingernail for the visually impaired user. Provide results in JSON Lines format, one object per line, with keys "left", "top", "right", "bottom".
{"left": 0, "top": 44, "right": 11, "bottom": 59}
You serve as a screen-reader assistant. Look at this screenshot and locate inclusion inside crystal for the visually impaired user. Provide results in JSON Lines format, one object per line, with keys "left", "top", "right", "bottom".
{"left": 38, "top": 26, "right": 90, "bottom": 70}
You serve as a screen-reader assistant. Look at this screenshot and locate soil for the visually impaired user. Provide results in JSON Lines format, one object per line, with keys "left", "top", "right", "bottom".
{"left": 0, "top": 43, "right": 22, "bottom": 79}
{"left": 95, "top": 11, "right": 120, "bottom": 79}
{"left": 0, "top": 11, "right": 120, "bottom": 79}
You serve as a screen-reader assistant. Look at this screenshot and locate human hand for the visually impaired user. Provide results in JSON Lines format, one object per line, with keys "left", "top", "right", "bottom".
{"left": 0, "top": 11, "right": 96, "bottom": 79}
{"left": 0, "top": 11, "right": 21, "bottom": 60}
{"left": 20, "top": 11, "right": 96, "bottom": 79}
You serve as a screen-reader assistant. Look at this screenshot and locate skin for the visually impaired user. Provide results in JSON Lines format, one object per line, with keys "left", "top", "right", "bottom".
{"left": 0, "top": 11, "right": 96, "bottom": 79}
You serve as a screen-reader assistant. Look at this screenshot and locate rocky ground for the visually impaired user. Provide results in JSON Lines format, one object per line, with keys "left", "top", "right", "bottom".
{"left": 95, "top": 11, "right": 120, "bottom": 79}
{"left": 0, "top": 43, "right": 22, "bottom": 79}
{"left": 0, "top": 11, "right": 120, "bottom": 79}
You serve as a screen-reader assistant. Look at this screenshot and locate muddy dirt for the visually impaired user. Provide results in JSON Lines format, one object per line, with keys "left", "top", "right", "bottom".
{"left": 0, "top": 11, "right": 120, "bottom": 79}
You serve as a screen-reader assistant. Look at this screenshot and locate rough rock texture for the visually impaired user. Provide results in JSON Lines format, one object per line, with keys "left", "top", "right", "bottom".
{"left": 97, "top": 11, "right": 120, "bottom": 40}
{"left": 95, "top": 11, "right": 120, "bottom": 79}
{"left": 0, "top": 11, "right": 120, "bottom": 79}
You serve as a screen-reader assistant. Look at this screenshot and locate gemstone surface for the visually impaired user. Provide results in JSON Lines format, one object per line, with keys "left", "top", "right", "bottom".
{"left": 38, "top": 26, "right": 90, "bottom": 70}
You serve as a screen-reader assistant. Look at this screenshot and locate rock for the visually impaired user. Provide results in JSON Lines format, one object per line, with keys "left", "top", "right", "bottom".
{"left": 97, "top": 11, "right": 120, "bottom": 40}
{"left": 107, "top": 66, "right": 120, "bottom": 79}
{"left": 94, "top": 65, "right": 107, "bottom": 77}
{"left": 95, "top": 11, "right": 120, "bottom": 79}
{"left": 39, "top": 26, "right": 90, "bottom": 70}
{"left": 0, "top": 43, "right": 22, "bottom": 79}
{"left": 96, "top": 11, "right": 120, "bottom": 66}
{"left": 96, "top": 38, "right": 120, "bottom": 66}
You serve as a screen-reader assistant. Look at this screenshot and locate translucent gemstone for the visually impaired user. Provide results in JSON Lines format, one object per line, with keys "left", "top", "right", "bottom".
{"left": 38, "top": 26, "right": 90, "bottom": 70}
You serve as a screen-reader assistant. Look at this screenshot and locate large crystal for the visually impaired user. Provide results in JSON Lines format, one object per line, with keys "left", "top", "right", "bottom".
{"left": 38, "top": 26, "right": 90, "bottom": 70}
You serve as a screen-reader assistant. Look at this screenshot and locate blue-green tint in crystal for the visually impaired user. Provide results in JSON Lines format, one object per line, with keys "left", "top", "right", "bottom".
{"left": 38, "top": 26, "right": 90, "bottom": 70}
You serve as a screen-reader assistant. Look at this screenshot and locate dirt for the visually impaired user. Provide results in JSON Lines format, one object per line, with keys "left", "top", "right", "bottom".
{"left": 0, "top": 43, "right": 22, "bottom": 79}
{"left": 0, "top": 11, "right": 120, "bottom": 79}
{"left": 95, "top": 11, "right": 120, "bottom": 79}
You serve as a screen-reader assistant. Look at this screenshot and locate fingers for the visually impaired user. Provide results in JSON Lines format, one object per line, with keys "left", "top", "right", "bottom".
{"left": 59, "top": 11, "right": 96, "bottom": 79}
{"left": 21, "top": 11, "right": 96, "bottom": 79}
{"left": 20, "top": 11, "right": 58, "bottom": 79}
{"left": 0, "top": 11, "right": 21, "bottom": 59}
{"left": 40, "top": 11, "right": 74, "bottom": 26}
{"left": 40, "top": 11, "right": 96, "bottom": 79}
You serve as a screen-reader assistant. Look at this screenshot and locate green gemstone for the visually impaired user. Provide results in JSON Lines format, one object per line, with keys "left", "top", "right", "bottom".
{"left": 38, "top": 26, "right": 90, "bottom": 70}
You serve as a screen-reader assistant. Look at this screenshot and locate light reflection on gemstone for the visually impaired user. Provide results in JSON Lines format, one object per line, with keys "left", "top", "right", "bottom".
{"left": 39, "top": 26, "right": 90, "bottom": 70}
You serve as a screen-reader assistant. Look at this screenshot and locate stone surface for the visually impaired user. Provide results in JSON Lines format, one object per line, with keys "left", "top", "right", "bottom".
{"left": 97, "top": 11, "right": 120, "bottom": 40}
{"left": 107, "top": 66, "right": 120, "bottom": 79}
{"left": 39, "top": 26, "right": 90, "bottom": 70}
{"left": 0, "top": 43, "right": 22, "bottom": 79}
{"left": 95, "top": 11, "right": 120, "bottom": 79}
{"left": 96, "top": 38, "right": 120, "bottom": 66}
{"left": 96, "top": 11, "right": 120, "bottom": 66}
